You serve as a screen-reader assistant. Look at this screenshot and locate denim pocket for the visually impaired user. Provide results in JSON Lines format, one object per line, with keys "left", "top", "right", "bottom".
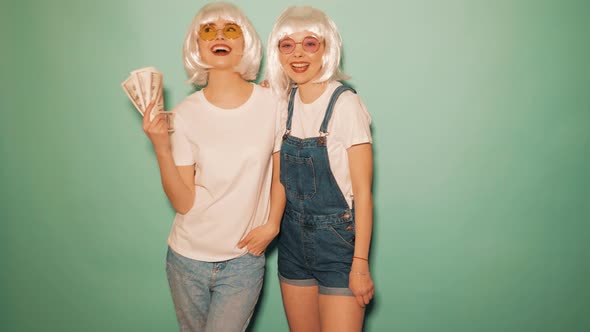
{"left": 281, "top": 153, "right": 317, "bottom": 200}
{"left": 328, "top": 221, "right": 356, "bottom": 249}
{"left": 245, "top": 252, "right": 267, "bottom": 262}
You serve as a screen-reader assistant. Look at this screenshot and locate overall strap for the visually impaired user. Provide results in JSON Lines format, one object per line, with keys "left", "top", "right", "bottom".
{"left": 285, "top": 87, "right": 298, "bottom": 131}
{"left": 319, "top": 85, "right": 357, "bottom": 134}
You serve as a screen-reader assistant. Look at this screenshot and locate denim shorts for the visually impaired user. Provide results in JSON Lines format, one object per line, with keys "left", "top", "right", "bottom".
{"left": 166, "top": 247, "right": 265, "bottom": 332}
{"left": 277, "top": 208, "right": 355, "bottom": 296}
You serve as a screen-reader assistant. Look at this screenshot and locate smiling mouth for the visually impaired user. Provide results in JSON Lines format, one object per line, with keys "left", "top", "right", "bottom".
{"left": 211, "top": 44, "right": 232, "bottom": 56}
{"left": 290, "top": 62, "right": 309, "bottom": 73}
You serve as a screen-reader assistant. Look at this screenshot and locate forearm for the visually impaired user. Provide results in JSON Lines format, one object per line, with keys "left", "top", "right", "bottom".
{"left": 154, "top": 147, "right": 195, "bottom": 214}
{"left": 347, "top": 143, "right": 374, "bottom": 268}
{"left": 353, "top": 190, "right": 373, "bottom": 260}
{"left": 350, "top": 190, "right": 375, "bottom": 307}
{"left": 266, "top": 152, "right": 285, "bottom": 231}
{"left": 236, "top": 153, "right": 285, "bottom": 254}
{"left": 267, "top": 179, "right": 285, "bottom": 230}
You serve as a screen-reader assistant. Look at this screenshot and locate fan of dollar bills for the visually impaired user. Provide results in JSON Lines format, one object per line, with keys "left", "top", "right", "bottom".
{"left": 122, "top": 66, "right": 173, "bottom": 131}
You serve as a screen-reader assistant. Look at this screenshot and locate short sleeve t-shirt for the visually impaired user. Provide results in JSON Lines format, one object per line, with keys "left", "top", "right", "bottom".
{"left": 168, "top": 84, "right": 284, "bottom": 261}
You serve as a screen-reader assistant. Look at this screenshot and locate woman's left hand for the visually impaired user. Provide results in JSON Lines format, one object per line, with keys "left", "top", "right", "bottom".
{"left": 237, "top": 223, "right": 279, "bottom": 256}
{"left": 349, "top": 260, "right": 375, "bottom": 307}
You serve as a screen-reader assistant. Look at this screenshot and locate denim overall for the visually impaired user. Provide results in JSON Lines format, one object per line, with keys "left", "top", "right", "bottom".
{"left": 278, "top": 85, "right": 357, "bottom": 295}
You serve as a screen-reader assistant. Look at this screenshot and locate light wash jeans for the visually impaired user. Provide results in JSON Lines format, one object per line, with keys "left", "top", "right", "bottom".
{"left": 166, "top": 246, "right": 265, "bottom": 332}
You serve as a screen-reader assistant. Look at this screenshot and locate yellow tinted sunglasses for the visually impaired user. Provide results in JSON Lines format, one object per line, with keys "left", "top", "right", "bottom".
{"left": 198, "top": 23, "right": 243, "bottom": 41}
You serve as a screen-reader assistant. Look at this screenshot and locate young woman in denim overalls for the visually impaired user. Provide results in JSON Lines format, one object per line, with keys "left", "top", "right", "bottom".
{"left": 142, "top": 3, "right": 286, "bottom": 331}
{"left": 266, "top": 6, "right": 375, "bottom": 332}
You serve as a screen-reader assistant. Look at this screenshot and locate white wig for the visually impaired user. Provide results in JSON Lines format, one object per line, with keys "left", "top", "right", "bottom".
{"left": 182, "top": 2, "right": 262, "bottom": 86}
{"left": 266, "top": 6, "right": 349, "bottom": 97}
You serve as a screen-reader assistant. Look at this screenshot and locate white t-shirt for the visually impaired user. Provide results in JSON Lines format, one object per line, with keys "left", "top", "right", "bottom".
{"left": 288, "top": 81, "right": 372, "bottom": 208}
{"left": 168, "top": 84, "right": 284, "bottom": 261}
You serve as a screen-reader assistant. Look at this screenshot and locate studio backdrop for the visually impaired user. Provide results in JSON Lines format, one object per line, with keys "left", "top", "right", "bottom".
{"left": 1, "top": 0, "right": 589, "bottom": 331}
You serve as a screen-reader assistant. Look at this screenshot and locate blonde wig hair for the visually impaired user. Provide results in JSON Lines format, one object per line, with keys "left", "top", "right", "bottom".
{"left": 182, "top": 2, "right": 262, "bottom": 86}
{"left": 266, "top": 6, "right": 349, "bottom": 97}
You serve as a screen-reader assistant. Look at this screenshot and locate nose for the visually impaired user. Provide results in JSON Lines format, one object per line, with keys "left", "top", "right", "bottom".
{"left": 292, "top": 44, "right": 304, "bottom": 57}
{"left": 215, "top": 28, "right": 225, "bottom": 40}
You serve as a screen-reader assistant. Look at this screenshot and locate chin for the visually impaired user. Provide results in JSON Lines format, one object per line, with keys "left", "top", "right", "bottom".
{"left": 206, "top": 59, "right": 241, "bottom": 70}
{"left": 288, "top": 74, "right": 314, "bottom": 86}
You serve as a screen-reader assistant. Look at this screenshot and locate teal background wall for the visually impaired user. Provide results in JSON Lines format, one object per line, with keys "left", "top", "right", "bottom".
{"left": 1, "top": 0, "right": 589, "bottom": 331}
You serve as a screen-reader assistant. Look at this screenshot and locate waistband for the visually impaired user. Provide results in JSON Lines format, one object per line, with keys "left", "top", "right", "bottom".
{"left": 284, "top": 206, "right": 353, "bottom": 227}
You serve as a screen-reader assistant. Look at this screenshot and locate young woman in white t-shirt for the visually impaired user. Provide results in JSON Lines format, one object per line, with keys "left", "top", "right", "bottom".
{"left": 265, "top": 6, "right": 375, "bottom": 332}
{"left": 141, "top": 3, "right": 285, "bottom": 331}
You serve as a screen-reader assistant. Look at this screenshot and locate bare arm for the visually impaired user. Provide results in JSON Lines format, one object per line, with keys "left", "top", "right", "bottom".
{"left": 267, "top": 152, "right": 286, "bottom": 232}
{"left": 143, "top": 104, "right": 195, "bottom": 214}
{"left": 347, "top": 143, "right": 375, "bottom": 307}
{"left": 238, "top": 152, "right": 286, "bottom": 255}
{"left": 153, "top": 148, "right": 195, "bottom": 214}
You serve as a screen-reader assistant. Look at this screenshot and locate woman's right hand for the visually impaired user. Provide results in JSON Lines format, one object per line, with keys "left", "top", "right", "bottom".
{"left": 142, "top": 102, "right": 171, "bottom": 151}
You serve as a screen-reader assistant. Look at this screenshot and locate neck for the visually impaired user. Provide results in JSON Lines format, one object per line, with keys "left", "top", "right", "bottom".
{"left": 206, "top": 69, "right": 248, "bottom": 93}
{"left": 297, "top": 81, "right": 329, "bottom": 104}
{"left": 203, "top": 69, "right": 253, "bottom": 109}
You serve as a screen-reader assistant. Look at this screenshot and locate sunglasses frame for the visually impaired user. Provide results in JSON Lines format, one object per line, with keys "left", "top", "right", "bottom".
{"left": 198, "top": 23, "right": 243, "bottom": 41}
{"left": 278, "top": 36, "right": 322, "bottom": 54}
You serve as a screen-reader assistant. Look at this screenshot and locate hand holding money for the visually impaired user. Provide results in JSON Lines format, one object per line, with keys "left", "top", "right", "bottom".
{"left": 142, "top": 100, "right": 173, "bottom": 151}
{"left": 122, "top": 67, "right": 174, "bottom": 132}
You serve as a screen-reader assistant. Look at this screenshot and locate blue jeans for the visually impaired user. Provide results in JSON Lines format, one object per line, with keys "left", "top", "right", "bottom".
{"left": 166, "top": 247, "right": 265, "bottom": 332}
